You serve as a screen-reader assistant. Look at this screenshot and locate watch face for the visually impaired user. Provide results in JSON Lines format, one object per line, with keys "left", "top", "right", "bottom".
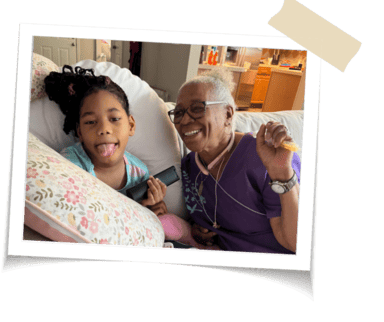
{"left": 271, "top": 184, "right": 286, "bottom": 194}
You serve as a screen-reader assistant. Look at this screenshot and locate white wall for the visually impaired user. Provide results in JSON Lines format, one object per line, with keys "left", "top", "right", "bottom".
{"left": 140, "top": 42, "right": 201, "bottom": 102}
{"left": 78, "top": 39, "right": 95, "bottom": 61}
{"left": 140, "top": 42, "right": 161, "bottom": 87}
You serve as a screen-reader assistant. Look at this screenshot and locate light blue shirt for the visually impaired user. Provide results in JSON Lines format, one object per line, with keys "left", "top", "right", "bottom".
{"left": 60, "top": 142, "right": 149, "bottom": 192}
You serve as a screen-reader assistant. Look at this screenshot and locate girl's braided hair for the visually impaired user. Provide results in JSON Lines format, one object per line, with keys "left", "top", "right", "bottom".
{"left": 44, "top": 65, "right": 129, "bottom": 137}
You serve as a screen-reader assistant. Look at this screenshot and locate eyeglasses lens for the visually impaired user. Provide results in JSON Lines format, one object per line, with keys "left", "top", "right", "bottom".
{"left": 172, "top": 103, "right": 206, "bottom": 123}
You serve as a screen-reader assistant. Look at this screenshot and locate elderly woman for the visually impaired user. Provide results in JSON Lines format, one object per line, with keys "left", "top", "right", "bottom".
{"left": 168, "top": 69, "right": 300, "bottom": 254}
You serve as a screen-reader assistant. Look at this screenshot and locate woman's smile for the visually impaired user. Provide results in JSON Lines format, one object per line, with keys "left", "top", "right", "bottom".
{"left": 183, "top": 129, "right": 202, "bottom": 137}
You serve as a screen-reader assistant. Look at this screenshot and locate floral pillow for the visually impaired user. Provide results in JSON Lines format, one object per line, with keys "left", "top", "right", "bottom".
{"left": 25, "top": 133, "right": 165, "bottom": 247}
{"left": 30, "top": 53, "right": 59, "bottom": 102}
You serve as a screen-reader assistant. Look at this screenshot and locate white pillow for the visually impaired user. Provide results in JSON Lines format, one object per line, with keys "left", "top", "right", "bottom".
{"left": 29, "top": 60, "right": 188, "bottom": 219}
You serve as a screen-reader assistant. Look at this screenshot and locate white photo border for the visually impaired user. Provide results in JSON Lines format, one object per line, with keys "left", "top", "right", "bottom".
{"left": 8, "top": 24, "right": 320, "bottom": 271}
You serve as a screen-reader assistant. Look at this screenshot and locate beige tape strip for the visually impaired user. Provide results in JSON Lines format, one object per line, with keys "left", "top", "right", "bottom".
{"left": 269, "top": 0, "right": 361, "bottom": 71}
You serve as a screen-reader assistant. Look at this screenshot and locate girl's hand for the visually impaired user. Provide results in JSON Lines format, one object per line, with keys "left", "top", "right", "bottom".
{"left": 148, "top": 201, "right": 168, "bottom": 217}
{"left": 256, "top": 122, "right": 294, "bottom": 181}
{"left": 141, "top": 176, "right": 167, "bottom": 207}
{"left": 192, "top": 224, "right": 217, "bottom": 246}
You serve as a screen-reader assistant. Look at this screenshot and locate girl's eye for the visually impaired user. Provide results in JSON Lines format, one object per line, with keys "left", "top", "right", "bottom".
{"left": 111, "top": 118, "right": 121, "bottom": 122}
{"left": 84, "top": 121, "right": 95, "bottom": 125}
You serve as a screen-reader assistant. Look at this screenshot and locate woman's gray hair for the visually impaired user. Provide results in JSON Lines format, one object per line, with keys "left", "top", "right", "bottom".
{"left": 178, "top": 68, "right": 237, "bottom": 131}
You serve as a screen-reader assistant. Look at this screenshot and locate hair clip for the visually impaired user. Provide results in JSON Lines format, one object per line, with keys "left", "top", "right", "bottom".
{"left": 63, "top": 65, "right": 74, "bottom": 74}
{"left": 68, "top": 83, "right": 76, "bottom": 96}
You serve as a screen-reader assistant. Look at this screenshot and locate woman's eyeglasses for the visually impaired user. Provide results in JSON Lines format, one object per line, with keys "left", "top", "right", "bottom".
{"left": 168, "top": 101, "right": 225, "bottom": 124}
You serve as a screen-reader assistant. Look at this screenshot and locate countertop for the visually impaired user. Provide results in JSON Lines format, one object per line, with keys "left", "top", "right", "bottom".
{"left": 198, "top": 64, "right": 246, "bottom": 72}
{"left": 198, "top": 63, "right": 302, "bottom": 75}
{"left": 260, "top": 64, "right": 303, "bottom": 75}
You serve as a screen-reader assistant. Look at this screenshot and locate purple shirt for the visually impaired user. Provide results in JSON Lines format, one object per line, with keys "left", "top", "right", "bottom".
{"left": 181, "top": 134, "right": 300, "bottom": 254}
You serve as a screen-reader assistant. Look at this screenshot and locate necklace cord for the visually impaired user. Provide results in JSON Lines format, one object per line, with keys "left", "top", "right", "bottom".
{"left": 191, "top": 132, "right": 267, "bottom": 228}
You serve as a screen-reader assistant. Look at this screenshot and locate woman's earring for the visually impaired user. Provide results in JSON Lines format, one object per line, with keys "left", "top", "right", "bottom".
{"left": 225, "top": 121, "right": 232, "bottom": 134}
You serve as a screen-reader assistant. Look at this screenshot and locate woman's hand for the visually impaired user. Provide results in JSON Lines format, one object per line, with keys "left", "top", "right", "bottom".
{"left": 256, "top": 121, "right": 299, "bottom": 253}
{"left": 141, "top": 176, "right": 167, "bottom": 207}
{"left": 256, "top": 122, "right": 294, "bottom": 181}
{"left": 192, "top": 223, "right": 217, "bottom": 246}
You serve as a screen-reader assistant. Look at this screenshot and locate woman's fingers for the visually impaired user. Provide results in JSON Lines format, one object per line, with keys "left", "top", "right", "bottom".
{"left": 197, "top": 225, "right": 209, "bottom": 233}
{"left": 256, "top": 123, "right": 267, "bottom": 147}
{"left": 272, "top": 127, "right": 288, "bottom": 148}
{"left": 192, "top": 224, "right": 217, "bottom": 245}
{"left": 265, "top": 122, "right": 291, "bottom": 148}
{"left": 204, "top": 231, "right": 218, "bottom": 239}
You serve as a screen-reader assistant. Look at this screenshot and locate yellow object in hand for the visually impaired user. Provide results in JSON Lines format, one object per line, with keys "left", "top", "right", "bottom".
{"left": 280, "top": 141, "right": 300, "bottom": 152}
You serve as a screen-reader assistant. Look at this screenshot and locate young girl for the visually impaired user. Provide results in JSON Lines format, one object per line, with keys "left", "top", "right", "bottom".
{"left": 44, "top": 65, "right": 211, "bottom": 249}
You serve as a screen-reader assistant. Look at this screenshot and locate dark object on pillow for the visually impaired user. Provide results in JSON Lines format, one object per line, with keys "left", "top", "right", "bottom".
{"left": 123, "top": 166, "right": 180, "bottom": 201}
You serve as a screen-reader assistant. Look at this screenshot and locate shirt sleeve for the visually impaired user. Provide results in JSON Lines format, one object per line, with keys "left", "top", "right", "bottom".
{"left": 124, "top": 151, "right": 150, "bottom": 187}
{"left": 260, "top": 152, "right": 301, "bottom": 219}
{"left": 60, "top": 145, "right": 88, "bottom": 171}
{"left": 142, "top": 164, "right": 150, "bottom": 181}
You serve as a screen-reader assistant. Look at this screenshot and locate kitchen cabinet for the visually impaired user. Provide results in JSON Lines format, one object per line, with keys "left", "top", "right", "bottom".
{"left": 250, "top": 67, "right": 272, "bottom": 105}
{"left": 262, "top": 68, "right": 304, "bottom": 112}
{"left": 251, "top": 76, "right": 270, "bottom": 104}
{"left": 235, "top": 70, "right": 258, "bottom": 108}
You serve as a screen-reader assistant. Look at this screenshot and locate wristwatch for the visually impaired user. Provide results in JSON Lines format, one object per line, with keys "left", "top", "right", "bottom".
{"left": 269, "top": 170, "right": 298, "bottom": 194}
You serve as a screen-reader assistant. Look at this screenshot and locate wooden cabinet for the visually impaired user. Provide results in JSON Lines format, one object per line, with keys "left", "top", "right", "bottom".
{"left": 262, "top": 69, "right": 304, "bottom": 112}
{"left": 235, "top": 70, "right": 257, "bottom": 108}
{"left": 250, "top": 66, "right": 272, "bottom": 105}
{"left": 251, "top": 75, "right": 270, "bottom": 104}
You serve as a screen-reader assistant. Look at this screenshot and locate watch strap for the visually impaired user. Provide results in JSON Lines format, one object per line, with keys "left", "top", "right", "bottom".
{"left": 269, "top": 170, "right": 298, "bottom": 194}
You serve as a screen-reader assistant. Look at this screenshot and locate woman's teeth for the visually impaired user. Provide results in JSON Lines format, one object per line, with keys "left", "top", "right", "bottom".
{"left": 184, "top": 130, "right": 200, "bottom": 137}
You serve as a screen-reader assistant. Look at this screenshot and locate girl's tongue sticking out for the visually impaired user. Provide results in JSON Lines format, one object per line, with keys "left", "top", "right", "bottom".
{"left": 97, "top": 144, "right": 117, "bottom": 157}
